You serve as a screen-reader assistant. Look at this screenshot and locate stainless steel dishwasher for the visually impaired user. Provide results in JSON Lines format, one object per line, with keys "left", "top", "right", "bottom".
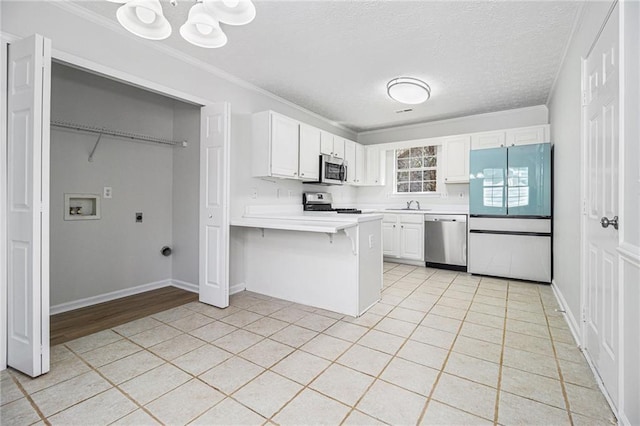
{"left": 424, "top": 214, "right": 468, "bottom": 271}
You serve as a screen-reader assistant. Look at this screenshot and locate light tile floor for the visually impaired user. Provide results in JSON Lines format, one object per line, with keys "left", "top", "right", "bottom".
{"left": 1, "top": 263, "right": 617, "bottom": 425}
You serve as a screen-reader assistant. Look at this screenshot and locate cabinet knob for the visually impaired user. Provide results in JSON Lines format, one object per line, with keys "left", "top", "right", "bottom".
{"left": 393, "top": 225, "right": 396, "bottom": 228}
{"left": 301, "top": 173, "right": 304, "bottom": 176}
{"left": 445, "top": 178, "right": 448, "bottom": 181}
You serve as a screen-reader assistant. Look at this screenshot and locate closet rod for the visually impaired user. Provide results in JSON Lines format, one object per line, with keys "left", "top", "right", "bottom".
{"left": 51, "top": 120, "right": 187, "bottom": 147}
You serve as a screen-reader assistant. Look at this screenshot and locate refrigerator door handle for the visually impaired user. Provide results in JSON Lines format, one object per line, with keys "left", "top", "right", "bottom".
{"left": 469, "top": 229, "right": 551, "bottom": 237}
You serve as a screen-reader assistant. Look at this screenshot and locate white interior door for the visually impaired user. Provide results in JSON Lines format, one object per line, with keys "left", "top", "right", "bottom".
{"left": 7, "top": 34, "right": 51, "bottom": 377}
{"left": 583, "top": 5, "right": 619, "bottom": 406}
{"left": 199, "top": 103, "right": 230, "bottom": 308}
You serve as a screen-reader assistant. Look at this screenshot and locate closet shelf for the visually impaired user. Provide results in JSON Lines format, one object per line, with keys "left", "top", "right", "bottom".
{"left": 51, "top": 120, "right": 188, "bottom": 148}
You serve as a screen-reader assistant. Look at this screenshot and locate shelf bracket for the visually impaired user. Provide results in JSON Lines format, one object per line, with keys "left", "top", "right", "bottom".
{"left": 325, "top": 233, "right": 333, "bottom": 244}
{"left": 88, "top": 132, "right": 103, "bottom": 162}
{"left": 260, "top": 228, "right": 265, "bottom": 238}
{"left": 342, "top": 227, "right": 358, "bottom": 256}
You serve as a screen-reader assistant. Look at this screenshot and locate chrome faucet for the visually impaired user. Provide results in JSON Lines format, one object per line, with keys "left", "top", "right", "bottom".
{"left": 406, "top": 200, "right": 420, "bottom": 210}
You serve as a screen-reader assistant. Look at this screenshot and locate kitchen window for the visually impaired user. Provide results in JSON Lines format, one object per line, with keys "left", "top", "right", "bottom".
{"left": 394, "top": 146, "right": 438, "bottom": 193}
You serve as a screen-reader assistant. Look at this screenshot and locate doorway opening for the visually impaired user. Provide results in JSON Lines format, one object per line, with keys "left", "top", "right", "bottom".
{"left": 48, "top": 62, "right": 202, "bottom": 343}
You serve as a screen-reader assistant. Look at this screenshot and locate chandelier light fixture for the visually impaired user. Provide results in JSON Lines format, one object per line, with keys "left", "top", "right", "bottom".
{"left": 107, "top": 0, "right": 256, "bottom": 48}
{"left": 387, "top": 77, "right": 432, "bottom": 105}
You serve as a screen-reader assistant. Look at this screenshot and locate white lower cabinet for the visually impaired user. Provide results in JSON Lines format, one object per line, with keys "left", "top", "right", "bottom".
{"left": 382, "top": 214, "right": 424, "bottom": 261}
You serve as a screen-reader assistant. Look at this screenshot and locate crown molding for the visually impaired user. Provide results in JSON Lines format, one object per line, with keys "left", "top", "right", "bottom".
{"left": 49, "top": 1, "right": 356, "bottom": 136}
{"left": 358, "top": 105, "right": 549, "bottom": 137}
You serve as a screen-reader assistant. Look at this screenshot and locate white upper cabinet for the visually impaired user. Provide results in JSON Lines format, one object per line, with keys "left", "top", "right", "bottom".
{"left": 320, "top": 131, "right": 346, "bottom": 159}
{"left": 443, "top": 136, "right": 470, "bottom": 184}
{"left": 364, "top": 145, "right": 385, "bottom": 186}
{"left": 344, "top": 139, "right": 357, "bottom": 184}
{"left": 471, "top": 131, "right": 506, "bottom": 150}
{"left": 252, "top": 111, "right": 300, "bottom": 179}
{"left": 355, "top": 143, "right": 365, "bottom": 185}
{"left": 471, "top": 125, "right": 550, "bottom": 150}
{"left": 333, "top": 137, "right": 346, "bottom": 159}
{"left": 298, "top": 124, "right": 321, "bottom": 181}
{"left": 505, "top": 125, "right": 549, "bottom": 146}
{"left": 320, "top": 131, "right": 334, "bottom": 156}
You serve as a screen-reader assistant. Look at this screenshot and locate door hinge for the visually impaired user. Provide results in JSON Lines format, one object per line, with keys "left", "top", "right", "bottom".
{"left": 581, "top": 307, "right": 586, "bottom": 322}
{"left": 581, "top": 91, "right": 588, "bottom": 106}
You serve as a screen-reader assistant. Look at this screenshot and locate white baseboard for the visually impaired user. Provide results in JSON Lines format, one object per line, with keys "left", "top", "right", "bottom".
{"left": 171, "top": 279, "right": 198, "bottom": 294}
{"left": 230, "top": 282, "right": 246, "bottom": 295}
{"left": 50, "top": 279, "right": 173, "bottom": 315}
{"left": 550, "top": 279, "right": 582, "bottom": 346}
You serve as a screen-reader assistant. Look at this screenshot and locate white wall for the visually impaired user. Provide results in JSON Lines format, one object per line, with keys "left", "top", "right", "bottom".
{"left": 358, "top": 105, "right": 549, "bottom": 145}
{"left": 547, "top": 1, "right": 614, "bottom": 332}
{"left": 171, "top": 102, "right": 201, "bottom": 287}
{"left": 49, "top": 63, "right": 176, "bottom": 307}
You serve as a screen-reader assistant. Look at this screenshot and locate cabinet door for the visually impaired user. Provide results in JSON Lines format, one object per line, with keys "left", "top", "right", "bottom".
{"left": 355, "top": 143, "right": 365, "bottom": 185}
{"left": 382, "top": 221, "right": 399, "bottom": 257}
{"left": 471, "top": 131, "right": 506, "bottom": 150}
{"left": 443, "top": 136, "right": 470, "bottom": 183}
{"left": 365, "top": 146, "right": 383, "bottom": 185}
{"left": 270, "top": 114, "right": 300, "bottom": 178}
{"left": 298, "top": 124, "right": 320, "bottom": 180}
{"left": 400, "top": 223, "right": 424, "bottom": 260}
{"left": 344, "top": 140, "right": 356, "bottom": 184}
{"left": 320, "top": 131, "right": 333, "bottom": 156}
{"left": 505, "top": 126, "right": 548, "bottom": 147}
{"left": 333, "top": 137, "right": 345, "bottom": 159}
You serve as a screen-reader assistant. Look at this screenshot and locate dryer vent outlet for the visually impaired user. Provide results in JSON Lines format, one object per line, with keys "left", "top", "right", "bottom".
{"left": 161, "top": 246, "right": 172, "bottom": 257}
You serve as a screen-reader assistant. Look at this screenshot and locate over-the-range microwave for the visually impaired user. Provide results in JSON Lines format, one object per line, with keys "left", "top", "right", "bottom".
{"left": 304, "top": 154, "right": 347, "bottom": 185}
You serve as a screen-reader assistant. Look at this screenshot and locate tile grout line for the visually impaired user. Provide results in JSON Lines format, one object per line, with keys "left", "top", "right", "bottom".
{"left": 8, "top": 371, "right": 51, "bottom": 426}
{"left": 415, "top": 273, "right": 486, "bottom": 424}
{"left": 539, "top": 285, "right": 575, "bottom": 426}
{"left": 492, "top": 280, "right": 511, "bottom": 426}
{"left": 64, "top": 343, "right": 166, "bottom": 425}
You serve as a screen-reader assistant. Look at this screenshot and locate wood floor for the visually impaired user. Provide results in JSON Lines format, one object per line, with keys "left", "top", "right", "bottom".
{"left": 50, "top": 287, "right": 198, "bottom": 346}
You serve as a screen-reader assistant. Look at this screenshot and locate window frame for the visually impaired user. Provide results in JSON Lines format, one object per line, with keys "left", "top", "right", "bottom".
{"left": 392, "top": 145, "right": 441, "bottom": 195}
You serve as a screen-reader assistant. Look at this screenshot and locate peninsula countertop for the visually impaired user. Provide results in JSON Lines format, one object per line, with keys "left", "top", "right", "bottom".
{"left": 230, "top": 211, "right": 384, "bottom": 234}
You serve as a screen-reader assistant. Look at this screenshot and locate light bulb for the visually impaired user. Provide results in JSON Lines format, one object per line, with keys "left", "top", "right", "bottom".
{"left": 135, "top": 6, "right": 156, "bottom": 24}
{"left": 222, "top": 0, "right": 240, "bottom": 7}
{"left": 196, "top": 23, "right": 213, "bottom": 35}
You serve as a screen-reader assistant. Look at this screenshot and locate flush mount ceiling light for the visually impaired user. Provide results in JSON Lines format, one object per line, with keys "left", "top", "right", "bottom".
{"left": 110, "top": 0, "right": 256, "bottom": 47}
{"left": 387, "top": 77, "right": 431, "bottom": 105}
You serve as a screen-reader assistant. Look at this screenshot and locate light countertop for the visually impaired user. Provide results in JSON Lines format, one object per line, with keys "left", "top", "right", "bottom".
{"left": 231, "top": 211, "right": 384, "bottom": 234}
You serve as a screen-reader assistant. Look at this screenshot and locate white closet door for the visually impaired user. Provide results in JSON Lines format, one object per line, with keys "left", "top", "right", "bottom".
{"left": 199, "top": 103, "right": 230, "bottom": 308}
{"left": 7, "top": 34, "right": 51, "bottom": 377}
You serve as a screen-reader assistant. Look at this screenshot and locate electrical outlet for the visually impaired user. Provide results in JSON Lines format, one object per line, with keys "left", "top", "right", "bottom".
{"left": 250, "top": 188, "right": 258, "bottom": 199}
{"left": 276, "top": 188, "right": 282, "bottom": 199}
{"left": 136, "top": 212, "right": 143, "bottom": 223}
{"left": 368, "top": 235, "right": 374, "bottom": 248}
{"left": 288, "top": 190, "right": 294, "bottom": 198}
{"left": 103, "top": 187, "right": 112, "bottom": 199}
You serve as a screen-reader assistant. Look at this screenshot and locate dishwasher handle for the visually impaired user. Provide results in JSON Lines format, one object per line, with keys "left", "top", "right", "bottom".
{"left": 424, "top": 214, "right": 467, "bottom": 223}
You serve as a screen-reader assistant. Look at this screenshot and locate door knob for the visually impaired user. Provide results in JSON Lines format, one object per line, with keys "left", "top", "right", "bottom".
{"left": 600, "top": 216, "right": 619, "bottom": 230}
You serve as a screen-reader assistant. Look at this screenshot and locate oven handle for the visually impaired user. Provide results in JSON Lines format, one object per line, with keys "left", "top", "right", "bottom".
{"left": 340, "top": 164, "right": 347, "bottom": 182}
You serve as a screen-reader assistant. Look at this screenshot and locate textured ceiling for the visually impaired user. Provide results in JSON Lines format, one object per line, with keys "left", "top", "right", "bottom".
{"left": 70, "top": 0, "right": 581, "bottom": 132}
